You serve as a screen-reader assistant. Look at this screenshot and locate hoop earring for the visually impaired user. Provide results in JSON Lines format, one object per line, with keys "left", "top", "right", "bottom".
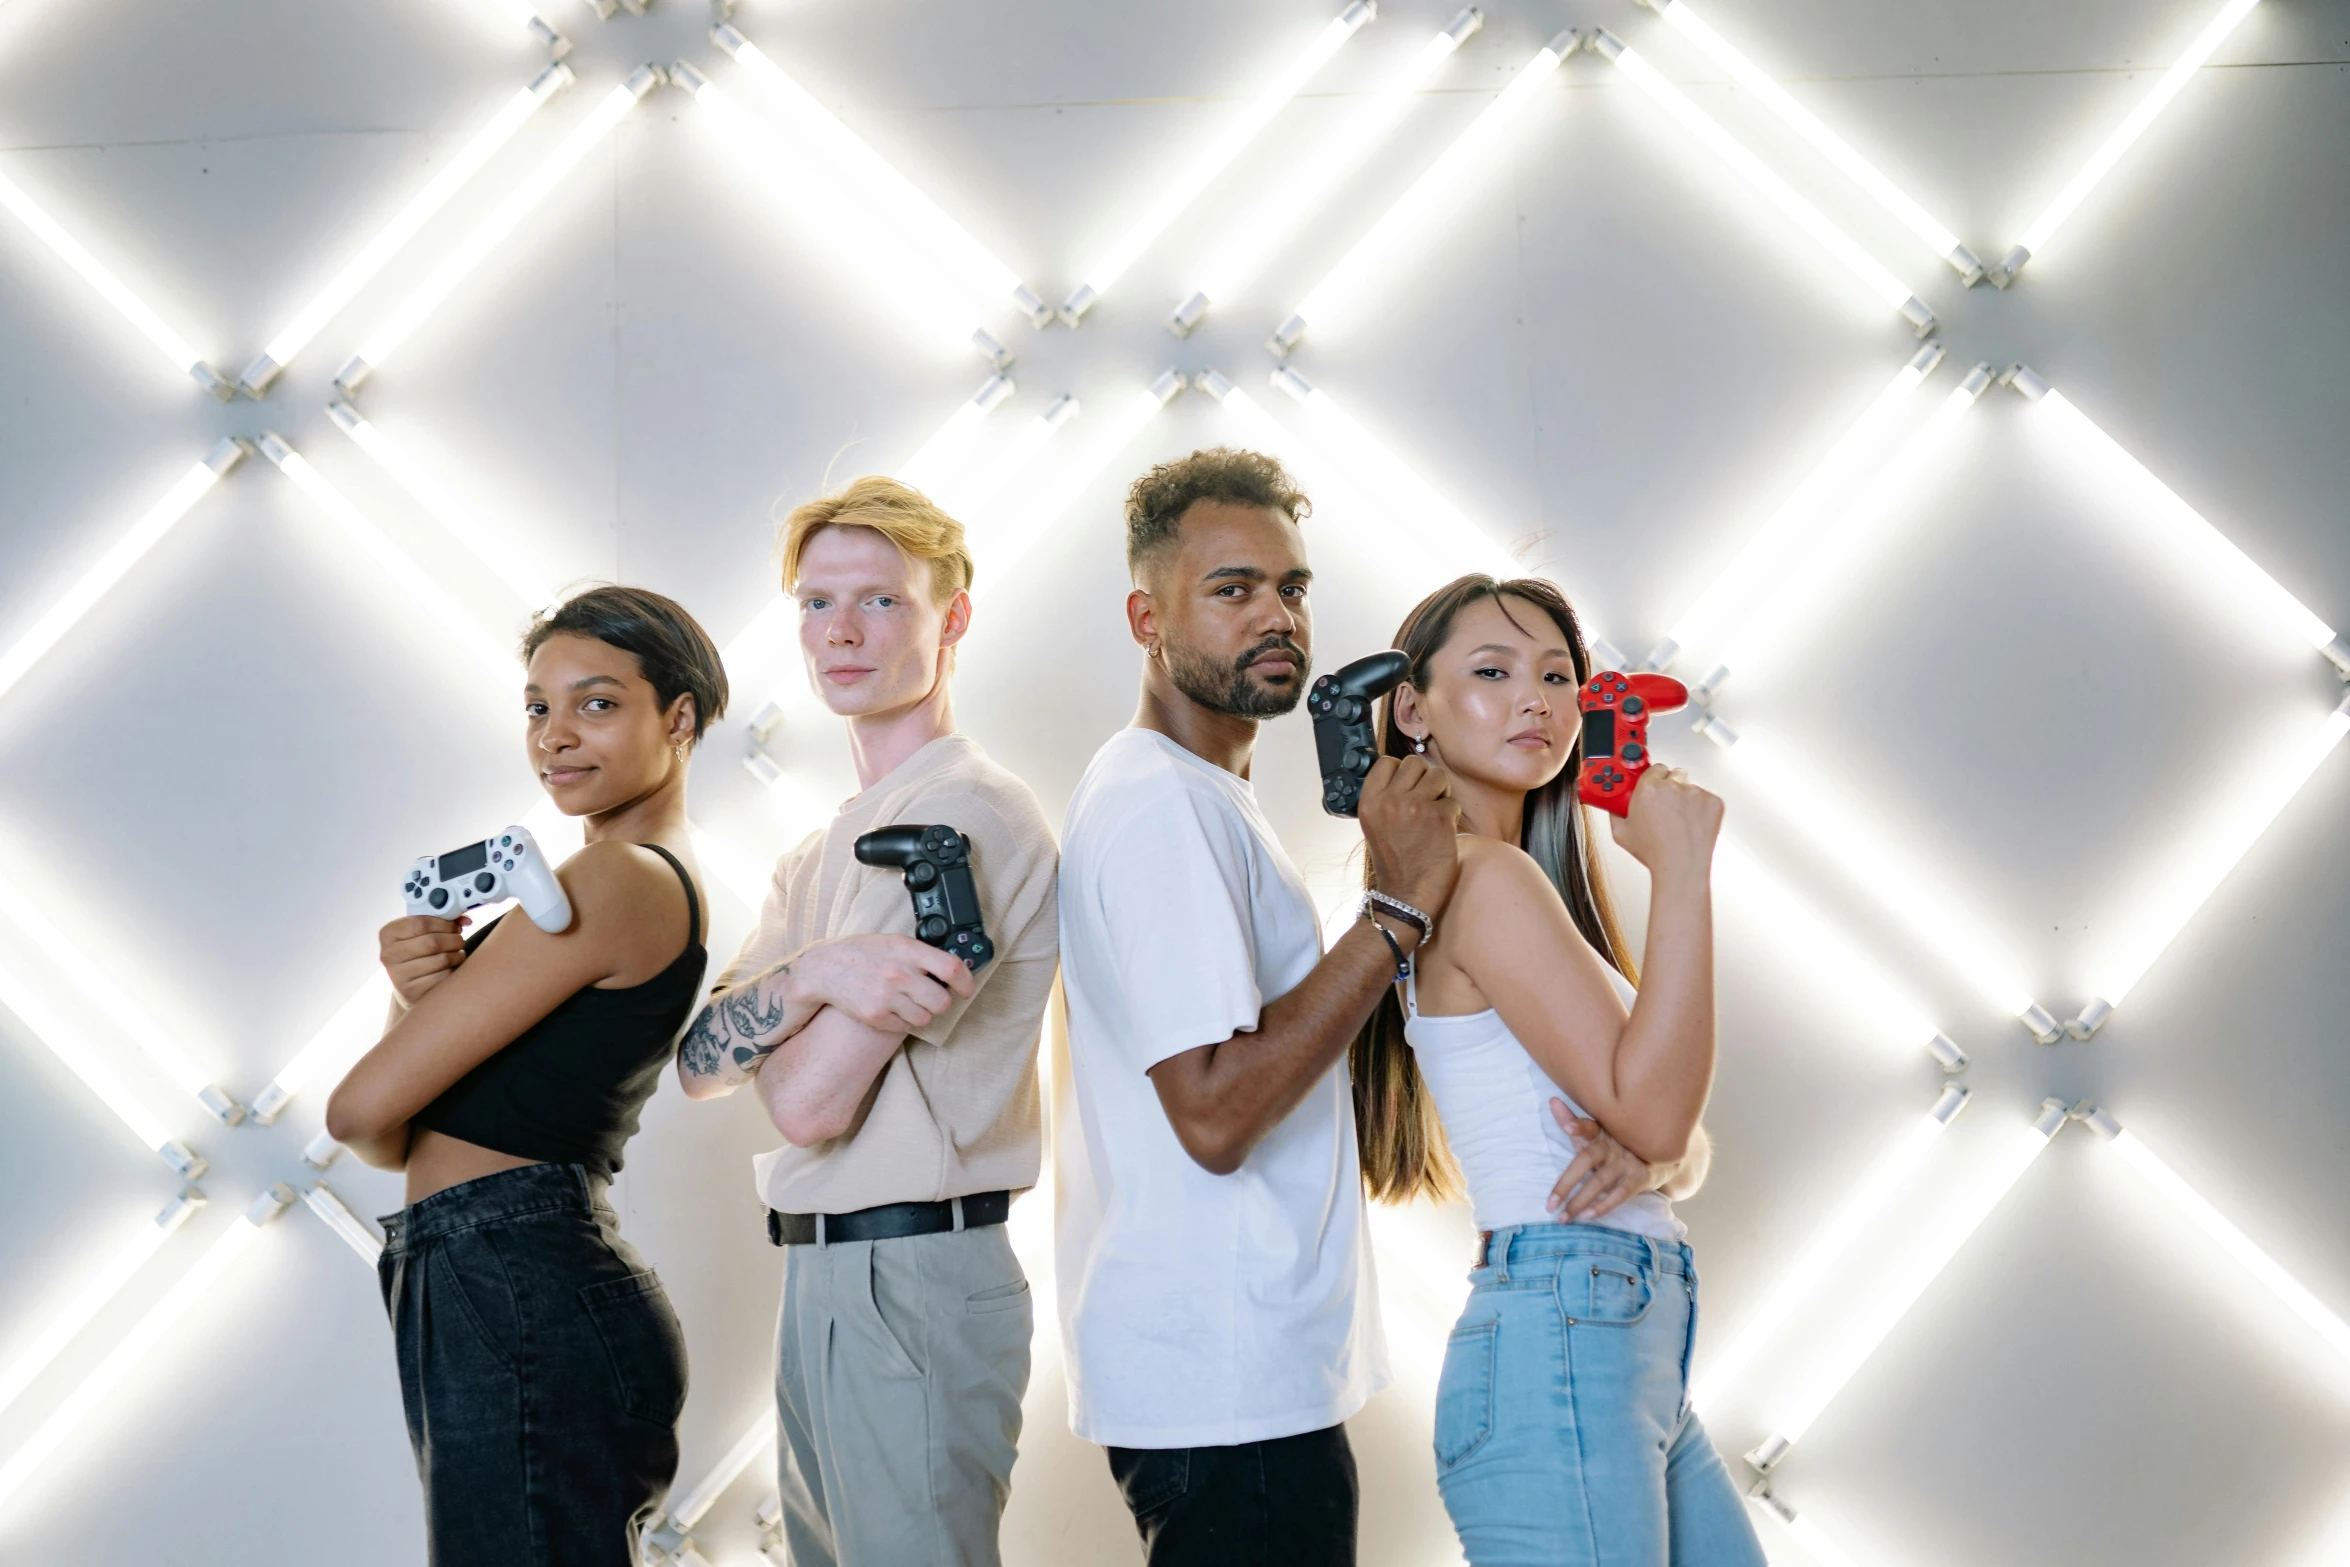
{"left": 674, "top": 742, "right": 687, "bottom": 762}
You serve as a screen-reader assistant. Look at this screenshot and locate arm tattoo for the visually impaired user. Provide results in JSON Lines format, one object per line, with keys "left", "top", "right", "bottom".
{"left": 680, "top": 965, "right": 793, "bottom": 1083}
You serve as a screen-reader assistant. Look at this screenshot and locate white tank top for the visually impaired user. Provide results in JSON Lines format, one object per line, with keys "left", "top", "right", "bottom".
{"left": 1403, "top": 960, "right": 1685, "bottom": 1241}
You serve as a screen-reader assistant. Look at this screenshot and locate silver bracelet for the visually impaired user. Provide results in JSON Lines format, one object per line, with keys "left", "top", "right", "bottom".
{"left": 1360, "top": 888, "right": 1433, "bottom": 944}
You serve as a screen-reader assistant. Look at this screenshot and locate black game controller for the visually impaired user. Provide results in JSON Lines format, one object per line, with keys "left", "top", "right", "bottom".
{"left": 853, "top": 825, "right": 994, "bottom": 971}
{"left": 1310, "top": 650, "right": 1412, "bottom": 817}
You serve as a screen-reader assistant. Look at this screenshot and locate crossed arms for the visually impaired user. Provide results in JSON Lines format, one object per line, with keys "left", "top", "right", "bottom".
{"left": 676, "top": 934, "right": 974, "bottom": 1147}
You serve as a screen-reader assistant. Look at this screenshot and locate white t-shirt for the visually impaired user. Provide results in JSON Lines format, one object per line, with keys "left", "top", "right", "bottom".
{"left": 1053, "top": 727, "right": 1386, "bottom": 1451}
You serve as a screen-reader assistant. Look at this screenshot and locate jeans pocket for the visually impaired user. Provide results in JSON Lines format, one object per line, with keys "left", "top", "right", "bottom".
{"left": 1569, "top": 1259, "right": 1654, "bottom": 1326}
{"left": 1433, "top": 1319, "right": 1498, "bottom": 1470}
{"left": 1109, "top": 1446, "right": 1191, "bottom": 1518}
{"left": 579, "top": 1271, "right": 690, "bottom": 1427}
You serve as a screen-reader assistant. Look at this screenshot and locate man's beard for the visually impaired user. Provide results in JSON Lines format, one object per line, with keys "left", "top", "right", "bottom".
{"left": 1163, "top": 633, "right": 1311, "bottom": 719}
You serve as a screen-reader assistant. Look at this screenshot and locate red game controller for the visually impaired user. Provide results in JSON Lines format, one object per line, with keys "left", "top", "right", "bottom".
{"left": 1577, "top": 671, "right": 1688, "bottom": 816}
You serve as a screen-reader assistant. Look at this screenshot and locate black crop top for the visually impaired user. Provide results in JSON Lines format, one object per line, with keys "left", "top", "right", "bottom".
{"left": 412, "top": 843, "right": 706, "bottom": 1179}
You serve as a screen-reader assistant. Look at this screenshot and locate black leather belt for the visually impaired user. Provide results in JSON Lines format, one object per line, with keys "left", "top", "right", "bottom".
{"left": 766, "top": 1189, "right": 1011, "bottom": 1247}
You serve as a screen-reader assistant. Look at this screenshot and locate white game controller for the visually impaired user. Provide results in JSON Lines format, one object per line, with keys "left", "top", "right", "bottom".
{"left": 402, "top": 826, "right": 573, "bottom": 934}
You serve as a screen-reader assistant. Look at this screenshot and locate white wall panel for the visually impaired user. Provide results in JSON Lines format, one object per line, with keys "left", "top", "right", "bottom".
{"left": 0, "top": 0, "right": 2344, "bottom": 1561}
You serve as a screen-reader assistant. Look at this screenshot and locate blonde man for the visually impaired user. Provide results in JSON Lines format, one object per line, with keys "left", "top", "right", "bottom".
{"left": 679, "top": 476, "right": 1059, "bottom": 1567}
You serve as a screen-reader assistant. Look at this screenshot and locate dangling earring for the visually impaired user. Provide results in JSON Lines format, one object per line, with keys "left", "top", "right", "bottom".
{"left": 674, "top": 742, "right": 687, "bottom": 762}
{"left": 1412, "top": 735, "right": 1427, "bottom": 755}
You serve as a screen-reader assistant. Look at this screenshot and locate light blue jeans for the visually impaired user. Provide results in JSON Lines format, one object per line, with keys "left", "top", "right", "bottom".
{"left": 1432, "top": 1223, "right": 1767, "bottom": 1567}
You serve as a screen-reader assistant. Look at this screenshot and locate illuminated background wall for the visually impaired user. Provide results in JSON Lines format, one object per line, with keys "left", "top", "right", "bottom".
{"left": 0, "top": 0, "right": 2345, "bottom": 1561}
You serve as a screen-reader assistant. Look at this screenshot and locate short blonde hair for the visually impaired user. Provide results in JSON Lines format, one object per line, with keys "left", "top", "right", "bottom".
{"left": 778, "top": 476, "right": 975, "bottom": 605}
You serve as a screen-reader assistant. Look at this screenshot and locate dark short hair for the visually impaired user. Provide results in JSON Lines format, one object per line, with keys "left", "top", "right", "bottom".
{"left": 1124, "top": 447, "right": 1310, "bottom": 579}
{"left": 521, "top": 585, "right": 729, "bottom": 740}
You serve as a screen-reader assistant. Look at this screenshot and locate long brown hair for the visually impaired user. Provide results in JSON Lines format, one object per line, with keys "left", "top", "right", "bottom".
{"left": 1351, "top": 574, "right": 1640, "bottom": 1204}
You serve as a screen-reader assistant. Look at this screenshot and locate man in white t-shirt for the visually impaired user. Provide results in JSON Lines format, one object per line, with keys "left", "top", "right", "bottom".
{"left": 1055, "top": 447, "right": 1462, "bottom": 1564}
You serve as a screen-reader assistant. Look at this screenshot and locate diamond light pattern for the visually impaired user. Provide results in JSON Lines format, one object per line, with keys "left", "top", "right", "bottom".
{"left": 0, "top": 1, "right": 2342, "bottom": 1562}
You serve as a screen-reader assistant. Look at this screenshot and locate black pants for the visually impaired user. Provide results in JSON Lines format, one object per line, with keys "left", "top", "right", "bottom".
{"left": 1107, "top": 1423, "right": 1358, "bottom": 1566}
{"left": 378, "top": 1162, "right": 688, "bottom": 1566}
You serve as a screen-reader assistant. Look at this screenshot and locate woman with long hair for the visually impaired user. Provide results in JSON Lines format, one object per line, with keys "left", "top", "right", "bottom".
{"left": 327, "top": 585, "right": 725, "bottom": 1566}
{"left": 1351, "top": 574, "right": 1764, "bottom": 1565}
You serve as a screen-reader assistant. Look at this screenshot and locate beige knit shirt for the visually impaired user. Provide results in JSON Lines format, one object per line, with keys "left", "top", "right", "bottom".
{"left": 716, "top": 733, "right": 1059, "bottom": 1213}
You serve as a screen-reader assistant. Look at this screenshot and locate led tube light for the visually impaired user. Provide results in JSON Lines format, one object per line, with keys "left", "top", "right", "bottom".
{"left": 2074, "top": 692, "right": 2349, "bottom": 1032}
{"left": 1712, "top": 835, "right": 1964, "bottom": 1071}
{"left": 1636, "top": 0, "right": 1982, "bottom": 282}
{"left": 1646, "top": 346, "right": 1939, "bottom": 684}
{"left": 673, "top": 61, "right": 1014, "bottom": 363}
{"left": 0, "top": 170, "right": 228, "bottom": 397}
{"left": 2084, "top": 1108, "right": 2350, "bottom": 1365}
{"left": 1060, "top": 1, "right": 1376, "bottom": 326}
{"left": 1719, "top": 363, "right": 1991, "bottom": 694}
{"left": 897, "top": 372, "right": 1016, "bottom": 495}
{"left": 1170, "top": 6, "right": 1483, "bottom": 336}
{"left": 1715, "top": 726, "right": 2057, "bottom": 1040}
{"left": 0, "top": 877, "right": 241, "bottom": 1123}
{"left": 969, "top": 373, "right": 1185, "bottom": 598}
{"left": 1267, "top": 366, "right": 1515, "bottom": 578}
{"left": 687, "top": 825, "right": 773, "bottom": 914}
{"left": 301, "top": 1183, "right": 383, "bottom": 1262}
{"left": 1747, "top": 1489, "right": 1863, "bottom": 1567}
{"left": 2007, "top": 367, "right": 2345, "bottom": 674}
{"left": 1992, "top": 0, "right": 2262, "bottom": 285}
{"left": 664, "top": 1416, "right": 776, "bottom": 1536}
{"left": 249, "top": 971, "right": 392, "bottom": 1126}
{"left": 948, "top": 394, "right": 1078, "bottom": 524}
{"left": 256, "top": 433, "right": 517, "bottom": 689}
{"left": 1588, "top": 31, "right": 1934, "bottom": 337}
{"left": 0, "top": 1185, "right": 292, "bottom": 1513}
{"left": 0, "top": 441, "right": 246, "bottom": 707}
{"left": 480, "top": 0, "right": 572, "bottom": 54}
{"left": 1271, "top": 31, "right": 1573, "bottom": 355}
{"left": 336, "top": 66, "right": 661, "bottom": 393}
{"left": 712, "top": 25, "right": 1046, "bottom": 330}
{"left": 0, "top": 1189, "right": 203, "bottom": 1423}
{"left": 241, "top": 64, "right": 576, "bottom": 395}
{"left": 1694, "top": 1085, "right": 1967, "bottom": 1416}
{"left": 327, "top": 401, "right": 561, "bottom": 610}
{"left": 1746, "top": 1100, "right": 2068, "bottom": 1470}
{"left": 0, "top": 940, "right": 203, "bottom": 1176}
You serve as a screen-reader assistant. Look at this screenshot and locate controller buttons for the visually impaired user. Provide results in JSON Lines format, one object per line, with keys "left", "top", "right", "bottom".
{"left": 1622, "top": 696, "right": 1644, "bottom": 716}
{"left": 919, "top": 915, "right": 949, "bottom": 941}
{"left": 906, "top": 860, "right": 939, "bottom": 890}
{"left": 1622, "top": 743, "right": 1645, "bottom": 764}
{"left": 429, "top": 888, "right": 450, "bottom": 909}
{"left": 474, "top": 872, "right": 496, "bottom": 893}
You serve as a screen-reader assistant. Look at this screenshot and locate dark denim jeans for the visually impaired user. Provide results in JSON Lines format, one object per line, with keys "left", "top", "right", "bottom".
{"left": 378, "top": 1162, "right": 688, "bottom": 1567}
{"left": 1106, "top": 1422, "right": 1358, "bottom": 1566}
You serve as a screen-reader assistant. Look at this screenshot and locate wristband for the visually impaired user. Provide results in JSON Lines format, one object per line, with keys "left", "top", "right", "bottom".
{"left": 1367, "top": 915, "right": 1413, "bottom": 982}
{"left": 1360, "top": 888, "right": 1433, "bottom": 943}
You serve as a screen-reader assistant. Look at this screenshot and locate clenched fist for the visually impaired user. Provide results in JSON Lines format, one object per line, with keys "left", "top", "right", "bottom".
{"left": 379, "top": 914, "right": 470, "bottom": 1007}
{"left": 1356, "top": 753, "right": 1462, "bottom": 925}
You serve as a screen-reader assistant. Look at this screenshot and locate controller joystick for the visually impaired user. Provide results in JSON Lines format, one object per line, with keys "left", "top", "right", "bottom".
{"left": 1576, "top": 671, "right": 1688, "bottom": 817}
{"left": 402, "top": 826, "right": 573, "bottom": 933}
{"left": 854, "top": 824, "right": 994, "bottom": 971}
{"left": 1310, "top": 650, "right": 1412, "bottom": 817}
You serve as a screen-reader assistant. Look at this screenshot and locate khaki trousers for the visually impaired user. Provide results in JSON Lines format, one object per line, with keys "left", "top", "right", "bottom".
{"left": 774, "top": 1221, "right": 1032, "bottom": 1567}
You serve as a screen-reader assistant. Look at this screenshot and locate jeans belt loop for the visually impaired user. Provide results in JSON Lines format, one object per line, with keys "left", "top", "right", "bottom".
{"left": 815, "top": 1212, "right": 827, "bottom": 1248}
{"left": 1491, "top": 1227, "right": 1512, "bottom": 1286}
{"left": 951, "top": 1195, "right": 967, "bottom": 1233}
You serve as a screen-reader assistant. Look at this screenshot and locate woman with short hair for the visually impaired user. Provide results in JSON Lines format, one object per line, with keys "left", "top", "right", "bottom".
{"left": 329, "top": 584, "right": 725, "bottom": 1566}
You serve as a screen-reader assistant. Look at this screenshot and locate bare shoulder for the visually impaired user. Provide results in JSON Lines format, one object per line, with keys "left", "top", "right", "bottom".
{"left": 559, "top": 840, "right": 692, "bottom": 933}
{"left": 1450, "top": 834, "right": 1554, "bottom": 923}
